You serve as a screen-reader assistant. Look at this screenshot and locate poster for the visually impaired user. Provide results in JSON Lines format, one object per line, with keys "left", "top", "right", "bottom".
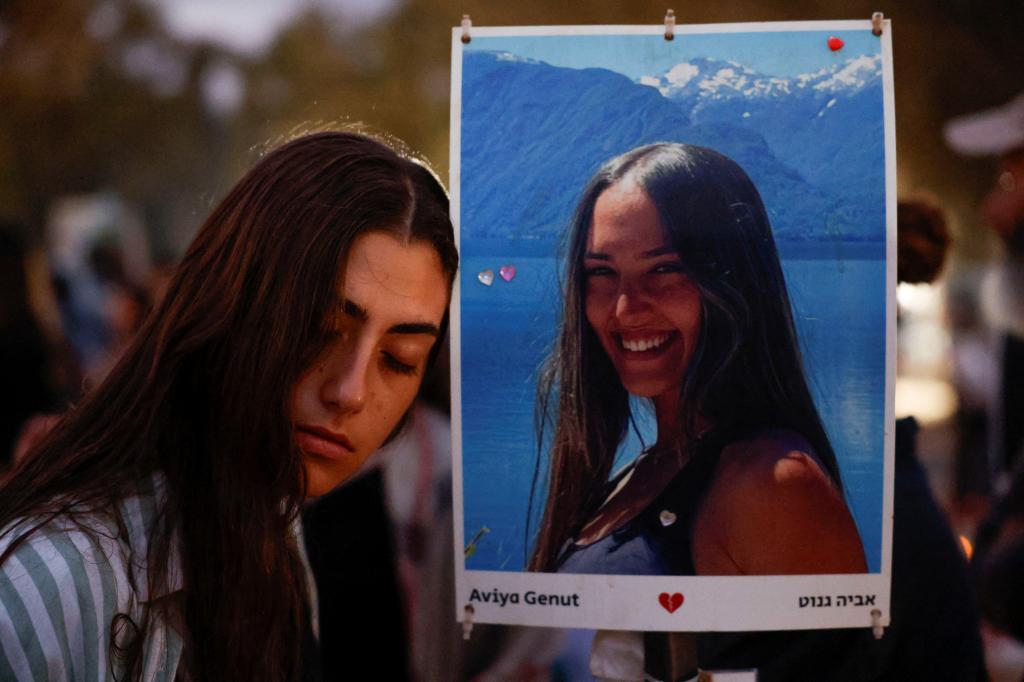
{"left": 450, "top": 20, "right": 895, "bottom": 631}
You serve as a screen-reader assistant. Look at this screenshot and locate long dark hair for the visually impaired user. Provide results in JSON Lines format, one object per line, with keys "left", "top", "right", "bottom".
{"left": 529, "top": 143, "right": 838, "bottom": 571}
{"left": 0, "top": 131, "right": 457, "bottom": 680}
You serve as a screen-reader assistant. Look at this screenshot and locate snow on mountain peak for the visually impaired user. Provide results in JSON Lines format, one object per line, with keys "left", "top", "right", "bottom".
{"left": 665, "top": 62, "right": 700, "bottom": 87}
{"left": 495, "top": 51, "right": 539, "bottom": 64}
{"left": 796, "top": 67, "right": 828, "bottom": 86}
{"left": 641, "top": 53, "right": 882, "bottom": 102}
{"left": 812, "top": 54, "right": 882, "bottom": 92}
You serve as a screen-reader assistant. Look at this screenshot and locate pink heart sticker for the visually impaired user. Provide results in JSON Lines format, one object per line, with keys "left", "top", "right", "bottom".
{"left": 658, "top": 592, "right": 684, "bottom": 613}
{"left": 499, "top": 264, "right": 516, "bottom": 282}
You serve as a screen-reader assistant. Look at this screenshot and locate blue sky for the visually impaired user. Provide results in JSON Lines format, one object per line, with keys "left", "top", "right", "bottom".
{"left": 466, "top": 30, "right": 881, "bottom": 79}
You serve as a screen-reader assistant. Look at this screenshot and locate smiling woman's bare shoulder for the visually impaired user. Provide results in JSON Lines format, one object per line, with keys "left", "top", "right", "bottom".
{"left": 692, "top": 430, "right": 867, "bottom": 576}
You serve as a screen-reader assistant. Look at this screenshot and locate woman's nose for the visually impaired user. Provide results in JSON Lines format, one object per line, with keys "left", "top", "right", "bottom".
{"left": 613, "top": 286, "right": 650, "bottom": 322}
{"left": 320, "top": 352, "right": 369, "bottom": 414}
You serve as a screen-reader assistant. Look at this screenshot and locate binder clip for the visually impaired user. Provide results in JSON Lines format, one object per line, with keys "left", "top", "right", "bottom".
{"left": 461, "top": 15, "right": 472, "bottom": 44}
{"left": 870, "top": 608, "right": 885, "bottom": 640}
{"left": 871, "top": 12, "right": 884, "bottom": 37}
{"left": 664, "top": 10, "right": 676, "bottom": 41}
{"left": 462, "top": 604, "right": 475, "bottom": 640}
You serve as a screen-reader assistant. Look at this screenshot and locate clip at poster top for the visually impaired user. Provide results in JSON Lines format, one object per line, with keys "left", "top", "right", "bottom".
{"left": 664, "top": 9, "right": 676, "bottom": 41}
{"left": 461, "top": 14, "right": 472, "bottom": 44}
{"left": 872, "top": 12, "right": 885, "bottom": 36}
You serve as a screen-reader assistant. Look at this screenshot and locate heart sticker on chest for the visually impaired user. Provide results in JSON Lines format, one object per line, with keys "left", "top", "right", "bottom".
{"left": 658, "top": 592, "right": 684, "bottom": 613}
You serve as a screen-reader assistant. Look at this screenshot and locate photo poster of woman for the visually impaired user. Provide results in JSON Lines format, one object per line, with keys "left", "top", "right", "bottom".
{"left": 450, "top": 20, "right": 895, "bottom": 632}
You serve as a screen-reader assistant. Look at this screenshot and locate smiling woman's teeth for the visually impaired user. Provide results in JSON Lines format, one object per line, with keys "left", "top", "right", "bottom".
{"left": 621, "top": 334, "right": 670, "bottom": 352}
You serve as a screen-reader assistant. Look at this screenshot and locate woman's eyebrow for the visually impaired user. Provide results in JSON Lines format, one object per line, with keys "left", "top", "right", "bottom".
{"left": 585, "top": 246, "right": 676, "bottom": 260}
{"left": 641, "top": 246, "right": 677, "bottom": 259}
{"left": 388, "top": 322, "right": 440, "bottom": 337}
{"left": 338, "top": 298, "right": 369, "bottom": 322}
{"left": 340, "top": 298, "right": 439, "bottom": 337}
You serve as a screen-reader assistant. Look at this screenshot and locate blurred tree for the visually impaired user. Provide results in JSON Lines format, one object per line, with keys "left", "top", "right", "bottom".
{"left": 2, "top": 0, "right": 1023, "bottom": 261}
{"left": 0, "top": 0, "right": 241, "bottom": 256}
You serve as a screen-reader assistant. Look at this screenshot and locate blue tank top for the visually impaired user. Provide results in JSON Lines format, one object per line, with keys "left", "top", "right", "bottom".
{"left": 555, "top": 448, "right": 721, "bottom": 576}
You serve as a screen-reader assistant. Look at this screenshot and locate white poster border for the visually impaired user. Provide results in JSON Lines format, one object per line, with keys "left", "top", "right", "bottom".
{"left": 449, "top": 18, "right": 896, "bottom": 632}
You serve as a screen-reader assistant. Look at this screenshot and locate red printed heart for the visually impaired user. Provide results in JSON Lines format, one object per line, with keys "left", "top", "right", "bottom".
{"left": 658, "top": 592, "right": 684, "bottom": 613}
{"left": 827, "top": 36, "right": 844, "bottom": 52}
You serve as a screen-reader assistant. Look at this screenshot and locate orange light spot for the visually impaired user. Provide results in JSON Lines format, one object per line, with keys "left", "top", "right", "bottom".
{"left": 959, "top": 535, "right": 973, "bottom": 559}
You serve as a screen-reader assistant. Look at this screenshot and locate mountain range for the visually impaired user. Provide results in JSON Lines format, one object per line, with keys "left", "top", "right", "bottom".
{"left": 640, "top": 54, "right": 884, "bottom": 204}
{"left": 460, "top": 50, "right": 886, "bottom": 249}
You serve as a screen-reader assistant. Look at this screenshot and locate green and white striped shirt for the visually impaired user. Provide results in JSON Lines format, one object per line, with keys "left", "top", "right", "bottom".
{"left": 0, "top": 474, "right": 184, "bottom": 681}
{"left": 0, "top": 474, "right": 319, "bottom": 681}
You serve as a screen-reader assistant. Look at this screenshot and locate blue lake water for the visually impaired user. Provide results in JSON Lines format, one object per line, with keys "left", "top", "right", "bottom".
{"left": 459, "top": 248, "right": 887, "bottom": 573}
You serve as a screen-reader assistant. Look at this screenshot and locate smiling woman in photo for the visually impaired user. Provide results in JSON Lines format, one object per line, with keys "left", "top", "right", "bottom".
{"left": 530, "top": 142, "right": 865, "bottom": 577}
{"left": 0, "top": 131, "right": 457, "bottom": 681}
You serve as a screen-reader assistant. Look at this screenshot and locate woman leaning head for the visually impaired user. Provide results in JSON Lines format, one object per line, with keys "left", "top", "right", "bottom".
{"left": 531, "top": 142, "right": 848, "bottom": 572}
{"left": 0, "top": 131, "right": 457, "bottom": 680}
{"left": 157, "top": 131, "right": 456, "bottom": 496}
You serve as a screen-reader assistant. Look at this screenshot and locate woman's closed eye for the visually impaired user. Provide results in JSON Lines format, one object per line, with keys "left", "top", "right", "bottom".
{"left": 382, "top": 351, "right": 420, "bottom": 376}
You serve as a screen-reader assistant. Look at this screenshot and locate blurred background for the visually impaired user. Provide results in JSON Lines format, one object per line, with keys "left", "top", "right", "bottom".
{"left": 2, "top": 0, "right": 1023, "bottom": 679}
{"left": 4, "top": 0, "right": 1023, "bottom": 525}
{"left": 3, "top": 0, "right": 1021, "bottom": 257}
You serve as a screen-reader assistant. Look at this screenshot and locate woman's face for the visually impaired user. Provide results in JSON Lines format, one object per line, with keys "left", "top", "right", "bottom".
{"left": 584, "top": 182, "right": 702, "bottom": 403}
{"left": 291, "top": 231, "right": 449, "bottom": 498}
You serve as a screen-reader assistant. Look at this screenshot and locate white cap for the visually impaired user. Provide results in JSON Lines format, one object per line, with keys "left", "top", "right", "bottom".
{"left": 944, "top": 91, "right": 1024, "bottom": 157}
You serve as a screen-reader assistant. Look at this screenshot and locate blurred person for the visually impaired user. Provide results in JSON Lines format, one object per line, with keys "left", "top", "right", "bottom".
{"left": 899, "top": 196, "right": 994, "bottom": 514}
{"left": 897, "top": 197, "right": 951, "bottom": 286}
{"left": 946, "top": 92, "right": 1024, "bottom": 478}
{"left": 87, "top": 240, "right": 152, "bottom": 384}
{"left": 945, "top": 92, "right": 1024, "bottom": 680}
{"left": 8, "top": 238, "right": 149, "bottom": 469}
{"left": 52, "top": 257, "right": 113, "bottom": 387}
{"left": 975, "top": 466, "right": 1024, "bottom": 681}
{"left": 0, "top": 131, "right": 458, "bottom": 681}
{"left": 0, "top": 223, "right": 75, "bottom": 468}
{"left": 948, "top": 281, "right": 1001, "bottom": 517}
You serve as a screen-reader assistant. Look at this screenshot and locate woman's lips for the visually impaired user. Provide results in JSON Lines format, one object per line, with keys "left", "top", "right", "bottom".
{"left": 615, "top": 330, "right": 677, "bottom": 356}
{"left": 295, "top": 426, "right": 355, "bottom": 460}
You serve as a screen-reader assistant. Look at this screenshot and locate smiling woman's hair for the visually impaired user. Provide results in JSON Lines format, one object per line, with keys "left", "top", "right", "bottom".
{"left": 0, "top": 131, "right": 457, "bottom": 680}
{"left": 529, "top": 142, "right": 838, "bottom": 571}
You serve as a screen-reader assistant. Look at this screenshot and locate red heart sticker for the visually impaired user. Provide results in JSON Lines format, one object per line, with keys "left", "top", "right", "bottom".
{"left": 658, "top": 592, "right": 684, "bottom": 613}
{"left": 827, "top": 36, "right": 844, "bottom": 52}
